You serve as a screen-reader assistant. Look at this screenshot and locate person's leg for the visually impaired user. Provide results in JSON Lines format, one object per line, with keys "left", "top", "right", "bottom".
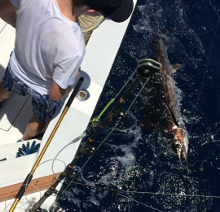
{"left": 22, "top": 115, "right": 46, "bottom": 140}
{"left": 0, "top": 82, "right": 13, "bottom": 102}
{"left": 0, "top": 61, "right": 28, "bottom": 109}
{"left": 22, "top": 90, "right": 62, "bottom": 141}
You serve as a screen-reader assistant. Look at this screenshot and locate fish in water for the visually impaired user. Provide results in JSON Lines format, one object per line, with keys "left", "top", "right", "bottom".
{"left": 140, "top": 37, "right": 189, "bottom": 162}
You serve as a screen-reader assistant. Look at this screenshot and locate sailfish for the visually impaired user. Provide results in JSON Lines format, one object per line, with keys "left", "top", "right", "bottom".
{"left": 140, "top": 36, "right": 189, "bottom": 163}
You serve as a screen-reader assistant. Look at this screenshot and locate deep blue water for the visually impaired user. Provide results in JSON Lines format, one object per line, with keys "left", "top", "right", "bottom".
{"left": 57, "top": 0, "right": 220, "bottom": 211}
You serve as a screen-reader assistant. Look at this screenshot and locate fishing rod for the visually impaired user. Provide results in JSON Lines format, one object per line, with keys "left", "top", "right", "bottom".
{"left": 9, "top": 77, "right": 84, "bottom": 212}
{"left": 29, "top": 58, "right": 162, "bottom": 212}
{"left": 81, "top": 59, "right": 162, "bottom": 151}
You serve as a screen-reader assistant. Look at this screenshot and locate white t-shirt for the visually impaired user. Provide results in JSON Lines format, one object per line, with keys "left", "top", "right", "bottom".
{"left": 10, "top": 0, "right": 86, "bottom": 95}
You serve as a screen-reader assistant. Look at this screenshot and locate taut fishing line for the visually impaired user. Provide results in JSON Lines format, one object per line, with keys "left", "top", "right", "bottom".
{"left": 56, "top": 77, "right": 151, "bottom": 202}
{"left": 71, "top": 181, "right": 220, "bottom": 199}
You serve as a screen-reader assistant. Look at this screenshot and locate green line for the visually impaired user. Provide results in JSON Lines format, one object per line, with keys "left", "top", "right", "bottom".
{"left": 91, "top": 69, "right": 137, "bottom": 122}
{"left": 58, "top": 77, "right": 150, "bottom": 200}
{"left": 58, "top": 122, "right": 120, "bottom": 201}
{"left": 125, "top": 76, "right": 150, "bottom": 114}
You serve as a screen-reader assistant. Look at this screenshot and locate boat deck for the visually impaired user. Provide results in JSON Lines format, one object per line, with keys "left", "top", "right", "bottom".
{"left": 0, "top": 1, "right": 136, "bottom": 210}
{"left": 0, "top": 19, "right": 31, "bottom": 145}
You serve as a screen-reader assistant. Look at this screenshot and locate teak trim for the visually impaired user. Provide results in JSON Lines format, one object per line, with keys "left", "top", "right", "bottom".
{"left": 0, "top": 173, "right": 61, "bottom": 202}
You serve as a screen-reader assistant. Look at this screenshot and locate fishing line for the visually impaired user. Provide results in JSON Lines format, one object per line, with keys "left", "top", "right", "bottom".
{"left": 70, "top": 181, "right": 220, "bottom": 199}
{"left": 56, "top": 77, "right": 151, "bottom": 201}
{"left": 91, "top": 68, "right": 137, "bottom": 123}
{"left": 117, "top": 193, "right": 163, "bottom": 212}
{"left": 63, "top": 181, "right": 163, "bottom": 212}
{"left": 175, "top": 27, "right": 215, "bottom": 37}
{"left": 122, "top": 190, "right": 220, "bottom": 199}
{"left": 56, "top": 120, "right": 120, "bottom": 202}
{"left": 189, "top": 0, "right": 220, "bottom": 135}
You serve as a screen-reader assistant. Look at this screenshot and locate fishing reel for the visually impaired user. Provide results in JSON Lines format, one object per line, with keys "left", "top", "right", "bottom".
{"left": 136, "top": 58, "right": 162, "bottom": 78}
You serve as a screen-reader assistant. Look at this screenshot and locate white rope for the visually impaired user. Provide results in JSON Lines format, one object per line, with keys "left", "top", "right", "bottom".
{"left": 51, "top": 136, "right": 82, "bottom": 175}
{"left": 3, "top": 133, "right": 86, "bottom": 211}
{"left": 3, "top": 183, "right": 41, "bottom": 212}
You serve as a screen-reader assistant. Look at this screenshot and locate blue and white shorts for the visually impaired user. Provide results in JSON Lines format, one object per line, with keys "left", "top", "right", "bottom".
{"left": 2, "top": 62, "right": 62, "bottom": 123}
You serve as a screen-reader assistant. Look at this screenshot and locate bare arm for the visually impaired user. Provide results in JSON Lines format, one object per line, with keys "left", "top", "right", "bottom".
{"left": 49, "top": 81, "right": 72, "bottom": 101}
{"left": 0, "top": 0, "right": 18, "bottom": 28}
{"left": 49, "top": 69, "right": 81, "bottom": 101}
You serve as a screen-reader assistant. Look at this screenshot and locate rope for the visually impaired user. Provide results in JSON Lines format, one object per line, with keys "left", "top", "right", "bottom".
{"left": 90, "top": 69, "right": 137, "bottom": 122}
{"left": 4, "top": 183, "right": 42, "bottom": 212}
{"left": 51, "top": 132, "right": 87, "bottom": 176}
{"left": 57, "top": 76, "right": 150, "bottom": 200}
{"left": 3, "top": 133, "right": 85, "bottom": 212}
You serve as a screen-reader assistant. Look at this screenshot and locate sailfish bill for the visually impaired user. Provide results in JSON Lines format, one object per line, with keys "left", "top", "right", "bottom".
{"left": 141, "top": 36, "right": 189, "bottom": 163}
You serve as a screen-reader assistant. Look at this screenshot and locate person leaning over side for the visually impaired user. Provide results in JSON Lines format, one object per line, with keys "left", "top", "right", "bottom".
{"left": 0, "top": 0, "right": 133, "bottom": 142}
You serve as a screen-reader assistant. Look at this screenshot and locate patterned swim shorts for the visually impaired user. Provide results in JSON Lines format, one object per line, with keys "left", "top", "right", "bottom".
{"left": 2, "top": 62, "right": 62, "bottom": 123}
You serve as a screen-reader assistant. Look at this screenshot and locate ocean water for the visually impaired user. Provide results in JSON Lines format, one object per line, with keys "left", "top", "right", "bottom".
{"left": 56, "top": 0, "right": 220, "bottom": 211}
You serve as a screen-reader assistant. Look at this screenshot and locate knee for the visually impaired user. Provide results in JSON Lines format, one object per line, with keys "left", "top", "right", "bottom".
{"left": 0, "top": 83, "right": 12, "bottom": 99}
